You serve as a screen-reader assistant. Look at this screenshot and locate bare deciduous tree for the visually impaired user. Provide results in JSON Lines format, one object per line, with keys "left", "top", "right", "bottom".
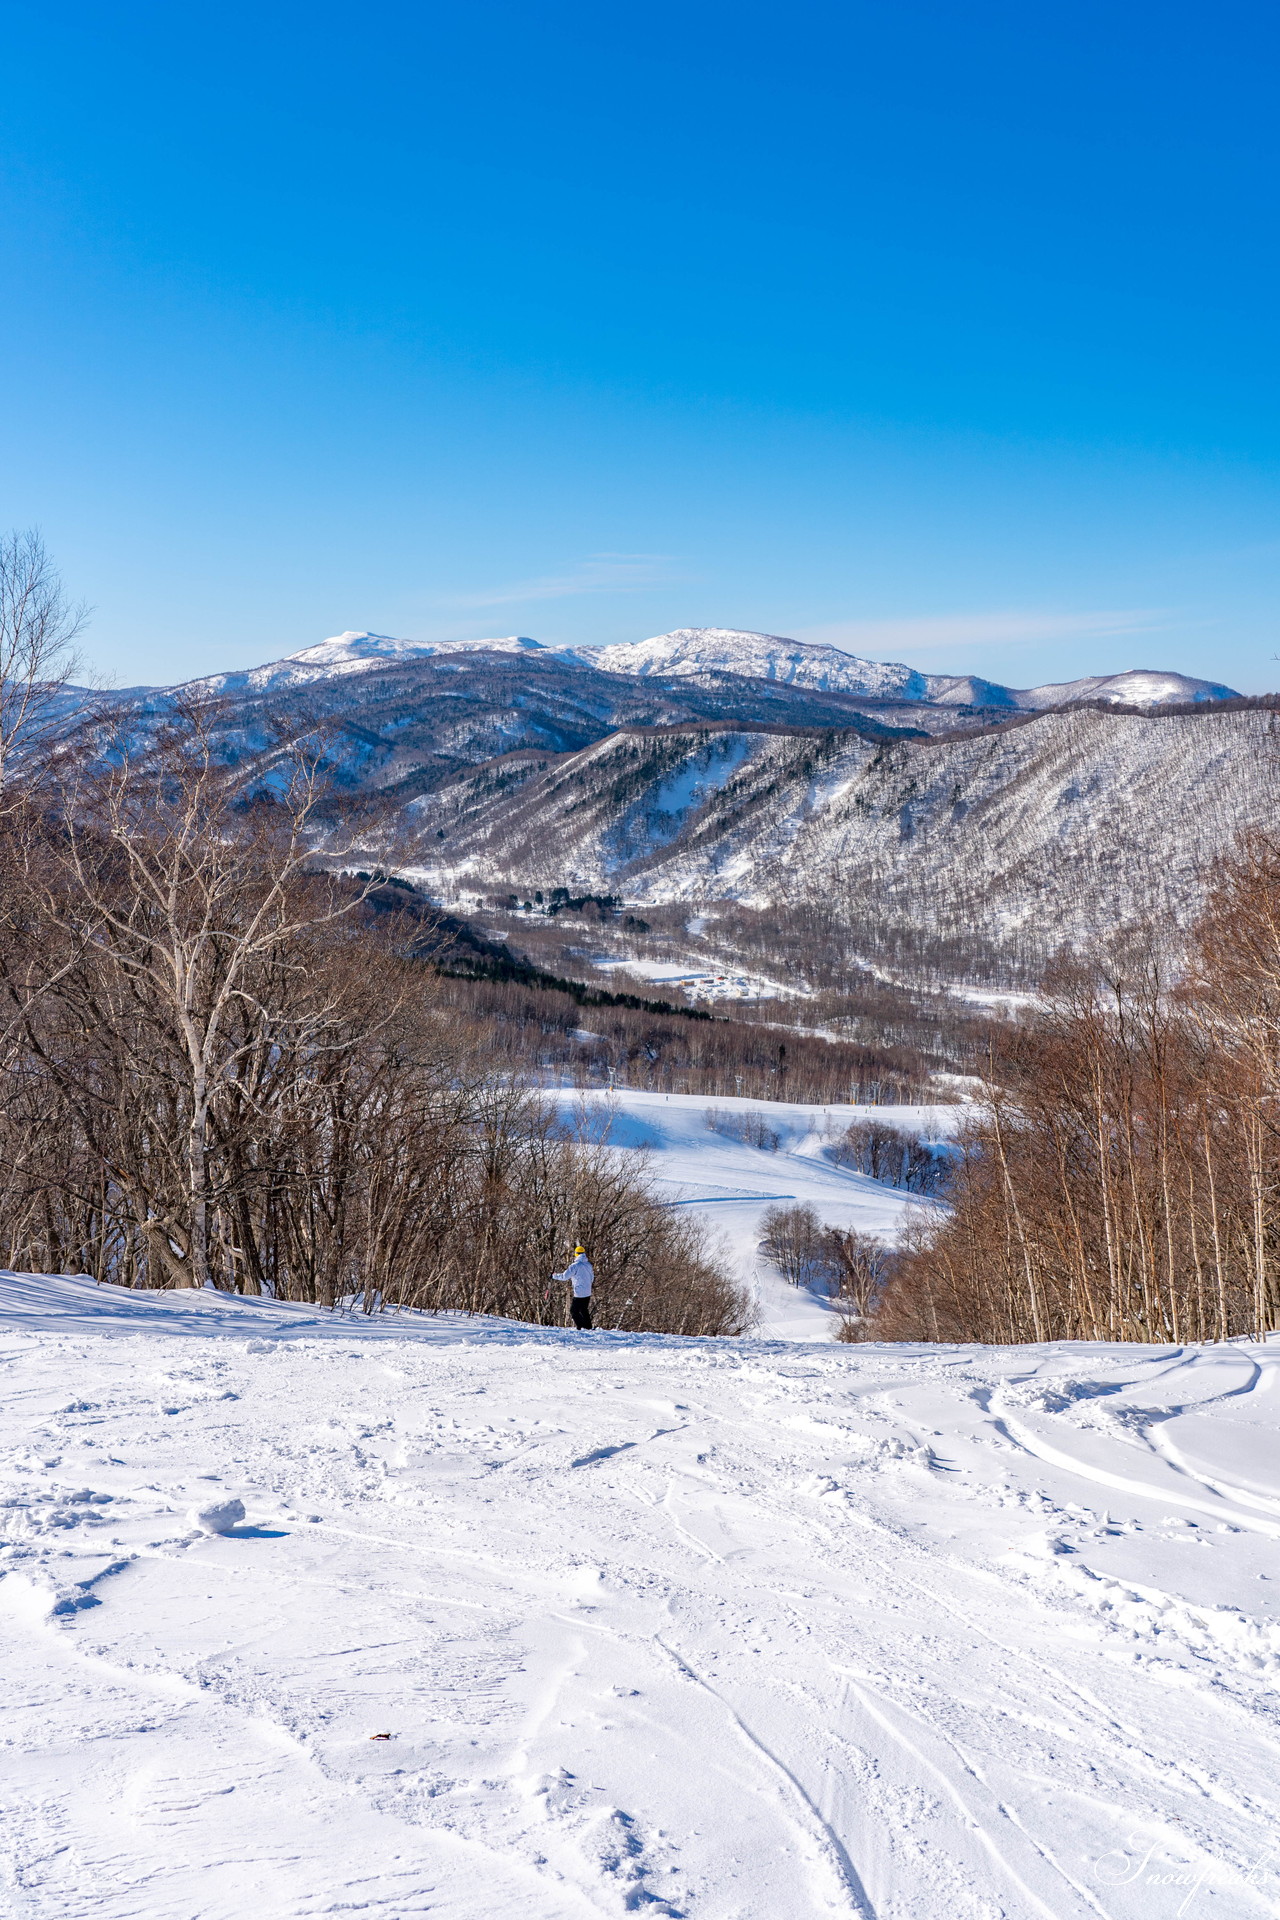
{"left": 871, "top": 836, "right": 1280, "bottom": 1344}
{"left": 0, "top": 529, "right": 88, "bottom": 802}
{"left": 828, "top": 1227, "right": 896, "bottom": 1335}
{"left": 47, "top": 706, "right": 400, "bottom": 1289}
{"left": 0, "top": 708, "right": 751, "bottom": 1336}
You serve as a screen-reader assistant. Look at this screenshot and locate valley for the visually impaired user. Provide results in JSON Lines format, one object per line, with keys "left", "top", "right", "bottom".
{"left": 70, "top": 627, "right": 1276, "bottom": 986}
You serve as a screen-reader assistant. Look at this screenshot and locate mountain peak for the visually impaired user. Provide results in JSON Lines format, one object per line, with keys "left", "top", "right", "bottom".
{"left": 580, "top": 628, "right": 1241, "bottom": 712}
{"left": 582, "top": 627, "right": 929, "bottom": 699}
{"left": 153, "top": 622, "right": 1242, "bottom": 715}
{"left": 182, "top": 631, "right": 550, "bottom": 696}
{"left": 283, "top": 631, "right": 547, "bottom": 672}
{"left": 1013, "top": 667, "right": 1240, "bottom": 710}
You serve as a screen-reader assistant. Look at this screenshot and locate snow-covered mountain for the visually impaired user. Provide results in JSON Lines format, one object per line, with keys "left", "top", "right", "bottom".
{"left": 187, "top": 630, "right": 555, "bottom": 696}
{"left": 579, "top": 627, "right": 932, "bottom": 698}
{"left": 120, "top": 623, "right": 1241, "bottom": 717}
{"left": 1012, "top": 667, "right": 1240, "bottom": 709}
{"left": 408, "top": 703, "right": 1280, "bottom": 970}
{"left": 64, "top": 623, "right": 1262, "bottom": 976}
{"left": 580, "top": 627, "right": 1240, "bottom": 710}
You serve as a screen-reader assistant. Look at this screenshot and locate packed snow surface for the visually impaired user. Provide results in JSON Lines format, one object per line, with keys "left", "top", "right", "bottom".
{"left": 2, "top": 1266, "right": 1278, "bottom": 1920}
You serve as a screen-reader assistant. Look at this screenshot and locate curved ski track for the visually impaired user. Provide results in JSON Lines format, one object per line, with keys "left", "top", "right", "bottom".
{"left": 0, "top": 1276, "right": 1277, "bottom": 1919}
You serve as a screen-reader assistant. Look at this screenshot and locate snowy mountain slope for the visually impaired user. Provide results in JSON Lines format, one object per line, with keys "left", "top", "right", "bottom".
{"left": 2, "top": 1267, "right": 1278, "bottom": 1919}
{"left": 634, "top": 705, "right": 1280, "bottom": 952}
{"left": 108, "top": 625, "right": 1239, "bottom": 716}
{"left": 546, "top": 1087, "right": 961, "bottom": 1341}
{"left": 581, "top": 627, "right": 933, "bottom": 698}
{"left": 71, "top": 648, "right": 920, "bottom": 813}
{"left": 916, "top": 671, "right": 1021, "bottom": 707}
{"left": 53, "top": 629, "right": 1262, "bottom": 975}
{"left": 408, "top": 705, "right": 1280, "bottom": 963}
{"left": 60, "top": 633, "right": 1244, "bottom": 828}
{"left": 578, "top": 628, "right": 1240, "bottom": 710}
{"left": 417, "top": 726, "right": 787, "bottom": 883}
{"left": 188, "top": 629, "right": 557, "bottom": 696}
{"left": 1015, "top": 666, "right": 1241, "bottom": 709}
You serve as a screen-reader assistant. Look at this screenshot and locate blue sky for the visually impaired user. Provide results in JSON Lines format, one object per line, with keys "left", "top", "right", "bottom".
{"left": 2, "top": 0, "right": 1278, "bottom": 690}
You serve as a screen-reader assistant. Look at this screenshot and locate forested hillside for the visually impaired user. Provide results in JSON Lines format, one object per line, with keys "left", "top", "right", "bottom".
{"left": 403, "top": 703, "right": 1280, "bottom": 977}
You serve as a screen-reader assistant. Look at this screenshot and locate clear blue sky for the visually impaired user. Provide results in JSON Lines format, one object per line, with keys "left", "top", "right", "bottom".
{"left": 3, "top": 1, "right": 1278, "bottom": 691}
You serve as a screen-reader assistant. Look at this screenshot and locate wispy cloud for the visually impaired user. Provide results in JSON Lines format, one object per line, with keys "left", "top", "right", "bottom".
{"left": 796, "top": 608, "right": 1165, "bottom": 659}
{"left": 448, "top": 553, "right": 679, "bottom": 610}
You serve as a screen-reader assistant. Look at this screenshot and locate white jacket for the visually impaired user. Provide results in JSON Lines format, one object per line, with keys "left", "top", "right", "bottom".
{"left": 554, "top": 1254, "right": 595, "bottom": 1298}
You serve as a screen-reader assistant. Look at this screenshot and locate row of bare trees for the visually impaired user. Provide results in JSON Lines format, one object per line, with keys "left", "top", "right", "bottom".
{"left": 430, "top": 968, "right": 935, "bottom": 1105}
{"left": 872, "top": 833, "right": 1280, "bottom": 1344}
{"left": 0, "top": 686, "right": 748, "bottom": 1335}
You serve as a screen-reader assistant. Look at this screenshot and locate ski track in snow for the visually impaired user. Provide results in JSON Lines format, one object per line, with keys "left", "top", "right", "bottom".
{"left": 1, "top": 1271, "right": 1278, "bottom": 1919}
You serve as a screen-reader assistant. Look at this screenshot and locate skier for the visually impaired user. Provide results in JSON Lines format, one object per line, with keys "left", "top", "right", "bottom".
{"left": 552, "top": 1243, "right": 595, "bottom": 1330}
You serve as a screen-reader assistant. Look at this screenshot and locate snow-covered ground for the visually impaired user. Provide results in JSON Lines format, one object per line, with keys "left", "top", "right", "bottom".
{"left": 584, "top": 957, "right": 778, "bottom": 1005}
{"left": 547, "top": 1089, "right": 960, "bottom": 1340}
{"left": 2, "top": 1269, "right": 1277, "bottom": 1919}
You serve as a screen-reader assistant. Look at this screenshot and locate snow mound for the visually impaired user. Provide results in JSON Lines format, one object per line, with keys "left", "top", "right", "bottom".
{"left": 188, "top": 1495, "right": 245, "bottom": 1534}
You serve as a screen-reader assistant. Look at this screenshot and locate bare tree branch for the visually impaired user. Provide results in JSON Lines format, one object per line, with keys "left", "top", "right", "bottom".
{"left": 0, "top": 528, "right": 90, "bottom": 803}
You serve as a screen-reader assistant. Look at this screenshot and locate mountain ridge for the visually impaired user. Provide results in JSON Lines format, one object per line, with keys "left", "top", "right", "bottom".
{"left": 59, "top": 625, "right": 1269, "bottom": 981}
{"left": 402, "top": 703, "right": 1280, "bottom": 975}
{"left": 579, "top": 627, "right": 1240, "bottom": 710}
{"left": 115, "top": 624, "right": 1241, "bottom": 713}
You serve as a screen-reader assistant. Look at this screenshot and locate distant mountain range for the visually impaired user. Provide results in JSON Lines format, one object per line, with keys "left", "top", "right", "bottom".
{"left": 67, "top": 624, "right": 1271, "bottom": 979}
{"left": 173, "top": 624, "right": 1239, "bottom": 713}
{"left": 409, "top": 705, "right": 1280, "bottom": 978}
{"left": 578, "top": 626, "right": 1239, "bottom": 711}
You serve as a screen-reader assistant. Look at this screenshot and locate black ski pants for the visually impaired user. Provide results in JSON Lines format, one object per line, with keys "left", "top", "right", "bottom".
{"left": 570, "top": 1296, "right": 593, "bottom": 1330}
